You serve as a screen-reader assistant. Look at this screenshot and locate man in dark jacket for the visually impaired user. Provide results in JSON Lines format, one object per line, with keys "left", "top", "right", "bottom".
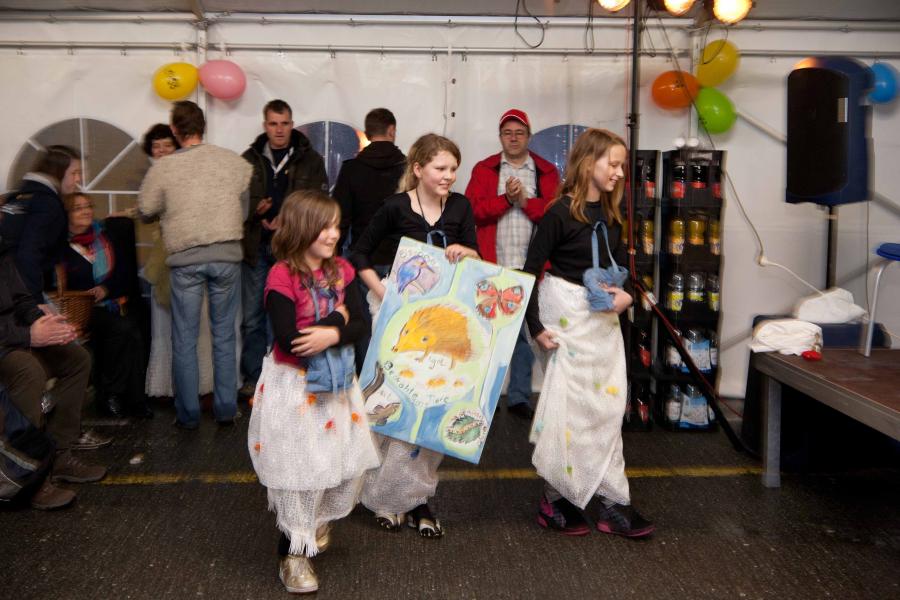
{"left": 0, "top": 240, "right": 106, "bottom": 509}
{"left": 240, "top": 99, "right": 329, "bottom": 394}
{"left": 0, "top": 145, "right": 83, "bottom": 304}
{"left": 332, "top": 108, "right": 406, "bottom": 371}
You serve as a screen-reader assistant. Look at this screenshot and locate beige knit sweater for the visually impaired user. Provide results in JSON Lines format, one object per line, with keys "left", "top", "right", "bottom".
{"left": 138, "top": 144, "right": 252, "bottom": 255}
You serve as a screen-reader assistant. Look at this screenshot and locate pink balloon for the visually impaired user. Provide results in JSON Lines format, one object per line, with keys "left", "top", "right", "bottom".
{"left": 198, "top": 60, "right": 246, "bottom": 100}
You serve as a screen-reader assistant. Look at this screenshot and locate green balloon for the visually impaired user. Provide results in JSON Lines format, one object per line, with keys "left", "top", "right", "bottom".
{"left": 696, "top": 87, "right": 736, "bottom": 134}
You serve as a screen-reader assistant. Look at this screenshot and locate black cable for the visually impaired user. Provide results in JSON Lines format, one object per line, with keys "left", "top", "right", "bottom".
{"left": 583, "top": 0, "right": 595, "bottom": 54}
{"left": 514, "top": 0, "right": 546, "bottom": 49}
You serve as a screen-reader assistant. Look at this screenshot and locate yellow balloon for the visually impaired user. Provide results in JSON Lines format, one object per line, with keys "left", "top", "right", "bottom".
{"left": 696, "top": 40, "right": 740, "bottom": 87}
{"left": 152, "top": 62, "right": 199, "bottom": 101}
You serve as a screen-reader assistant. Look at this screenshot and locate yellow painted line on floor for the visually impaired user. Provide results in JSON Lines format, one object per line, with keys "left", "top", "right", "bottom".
{"left": 100, "top": 465, "right": 761, "bottom": 486}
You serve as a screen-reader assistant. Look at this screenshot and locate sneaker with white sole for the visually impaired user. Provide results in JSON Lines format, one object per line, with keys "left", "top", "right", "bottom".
{"left": 71, "top": 429, "right": 112, "bottom": 451}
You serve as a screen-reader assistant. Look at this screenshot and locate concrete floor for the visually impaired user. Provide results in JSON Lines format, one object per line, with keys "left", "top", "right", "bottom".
{"left": 1, "top": 400, "right": 898, "bottom": 600}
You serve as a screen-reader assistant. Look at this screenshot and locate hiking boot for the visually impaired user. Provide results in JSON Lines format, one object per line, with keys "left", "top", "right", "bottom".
{"left": 279, "top": 555, "right": 318, "bottom": 594}
{"left": 536, "top": 495, "right": 590, "bottom": 536}
{"left": 71, "top": 429, "right": 113, "bottom": 451}
{"left": 51, "top": 450, "right": 107, "bottom": 484}
{"left": 238, "top": 382, "right": 256, "bottom": 400}
{"left": 30, "top": 479, "right": 76, "bottom": 510}
{"left": 216, "top": 410, "right": 242, "bottom": 426}
{"left": 595, "top": 503, "right": 656, "bottom": 538}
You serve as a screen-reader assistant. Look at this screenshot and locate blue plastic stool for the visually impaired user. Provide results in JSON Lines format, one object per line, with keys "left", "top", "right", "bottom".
{"left": 860, "top": 243, "right": 900, "bottom": 357}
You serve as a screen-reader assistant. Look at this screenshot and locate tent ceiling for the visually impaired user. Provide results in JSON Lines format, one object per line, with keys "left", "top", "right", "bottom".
{"left": 1, "top": 1, "right": 899, "bottom": 21}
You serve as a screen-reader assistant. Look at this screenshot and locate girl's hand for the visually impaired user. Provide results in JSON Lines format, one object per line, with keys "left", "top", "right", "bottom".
{"left": 291, "top": 326, "right": 340, "bottom": 356}
{"left": 535, "top": 330, "right": 559, "bottom": 351}
{"left": 445, "top": 244, "right": 477, "bottom": 263}
{"left": 335, "top": 305, "right": 349, "bottom": 324}
{"left": 373, "top": 281, "right": 386, "bottom": 301}
{"left": 602, "top": 285, "right": 633, "bottom": 315}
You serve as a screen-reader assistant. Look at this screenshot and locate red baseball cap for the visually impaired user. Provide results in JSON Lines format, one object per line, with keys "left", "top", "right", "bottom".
{"left": 499, "top": 108, "right": 530, "bottom": 131}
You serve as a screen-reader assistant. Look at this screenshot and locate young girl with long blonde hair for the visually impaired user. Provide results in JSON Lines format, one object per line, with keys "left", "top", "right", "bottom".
{"left": 523, "top": 128, "right": 655, "bottom": 538}
{"left": 247, "top": 190, "right": 379, "bottom": 594}
{"left": 350, "top": 133, "right": 479, "bottom": 538}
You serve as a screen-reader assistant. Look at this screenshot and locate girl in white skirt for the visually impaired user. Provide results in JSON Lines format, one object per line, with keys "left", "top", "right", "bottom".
{"left": 248, "top": 190, "right": 380, "bottom": 593}
{"left": 350, "top": 134, "right": 479, "bottom": 537}
{"left": 522, "top": 129, "right": 655, "bottom": 538}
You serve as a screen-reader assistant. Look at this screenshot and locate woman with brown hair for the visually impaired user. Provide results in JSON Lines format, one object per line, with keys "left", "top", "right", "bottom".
{"left": 523, "top": 128, "right": 655, "bottom": 539}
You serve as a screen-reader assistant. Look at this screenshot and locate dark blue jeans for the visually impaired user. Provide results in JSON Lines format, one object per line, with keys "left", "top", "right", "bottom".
{"left": 241, "top": 244, "right": 276, "bottom": 385}
{"left": 507, "top": 323, "right": 534, "bottom": 407}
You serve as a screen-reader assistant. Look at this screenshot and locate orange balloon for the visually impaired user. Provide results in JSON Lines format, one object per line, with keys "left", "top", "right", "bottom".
{"left": 651, "top": 70, "right": 700, "bottom": 110}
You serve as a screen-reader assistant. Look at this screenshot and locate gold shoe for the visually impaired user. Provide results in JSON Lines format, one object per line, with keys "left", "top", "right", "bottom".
{"left": 315, "top": 524, "right": 331, "bottom": 553}
{"left": 279, "top": 555, "right": 318, "bottom": 594}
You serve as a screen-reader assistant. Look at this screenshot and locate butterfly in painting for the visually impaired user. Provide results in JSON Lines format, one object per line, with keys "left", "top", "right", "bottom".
{"left": 475, "top": 279, "right": 524, "bottom": 319}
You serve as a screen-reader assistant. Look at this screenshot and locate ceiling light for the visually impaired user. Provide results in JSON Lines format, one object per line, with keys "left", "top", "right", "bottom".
{"left": 663, "top": 0, "right": 695, "bottom": 16}
{"left": 712, "top": 0, "right": 752, "bottom": 24}
{"left": 597, "top": 0, "right": 632, "bottom": 12}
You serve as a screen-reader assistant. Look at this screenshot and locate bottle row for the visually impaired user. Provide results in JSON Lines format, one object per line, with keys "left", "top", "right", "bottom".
{"left": 663, "top": 328, "right": 719, "bottom": 374}
{"left": 667, "top": 157, "right": 723, "bottom": 201}
{"left": 664, "top": 384, "right": 716, "bottom": 430}
{"left": 665, "top": 272, "right": 720, "bottom": 313}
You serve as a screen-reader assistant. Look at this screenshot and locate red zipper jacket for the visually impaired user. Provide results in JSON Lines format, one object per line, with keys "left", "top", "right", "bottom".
{"left": 465, "top": 151, "right": 560, "bottom": 264}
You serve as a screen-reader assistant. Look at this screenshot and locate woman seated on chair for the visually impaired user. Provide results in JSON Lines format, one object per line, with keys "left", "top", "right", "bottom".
{"left": 60, "top": 192, "right": 151, "bottom": 418}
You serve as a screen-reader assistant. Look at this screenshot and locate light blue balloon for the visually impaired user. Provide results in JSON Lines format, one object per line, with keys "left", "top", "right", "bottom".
{"left": 869, "top": 62, "right": 898, "bottom": 104}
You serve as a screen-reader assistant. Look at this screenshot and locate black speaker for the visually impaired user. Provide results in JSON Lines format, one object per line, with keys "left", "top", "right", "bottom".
{"left": 786, "top": 57, "right": 872, "bottom": 206}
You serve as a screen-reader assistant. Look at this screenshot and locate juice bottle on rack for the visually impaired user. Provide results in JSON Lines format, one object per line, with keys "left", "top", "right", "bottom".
{"left": 688, "top": 214, "right": 706, "bottom": 246}
{"left": 667, "top": 273, "right": 684, "bottom": 312}
{"left": 641, "top": 274, "right": 654, "bottom": 311}
{"left": 708, "top": 217, "right": 721, "bottom": 255}
{"left": 669, "top": 218, "right": 685, "bottom": 255}
{"left": 709, "top": 332, "right": 719, "bottom": 369}
{"left": 638, "top": 328, "right": 651, "bottom": 368}
{"left": 690, "top": 162, "right": 708, "bottom": 189}
{"left": 712, "top": 164, "right": 723, "bottom": 199}
{"left": 645, "top": 157, "right": 656, "bottom": 199}
{"left": 666, "top": 385, "right": 683, "bottom": 425}
{"left": 641, "top": 217, "right": 654, "bottom": 255}
{"left": 687, "top": 272, "right": 705, "bottom": 302}
{"left": 707, "top": 274, "right": 720, "bottom": 311}
{"left": 671, "top": 158, "right": 686, "bottom": 200}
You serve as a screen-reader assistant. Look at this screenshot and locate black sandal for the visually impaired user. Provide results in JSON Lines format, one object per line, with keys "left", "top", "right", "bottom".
{"left": 374, "top": 512, "right": 404, "bottom": 532}
{"left": 407, "top": 504, "right": 443, "bottom": 538}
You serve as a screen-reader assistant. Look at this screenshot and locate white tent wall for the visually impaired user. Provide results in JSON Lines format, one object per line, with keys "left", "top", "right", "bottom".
{"left": 1, "top": 14, "right": 898, "bottom": 399}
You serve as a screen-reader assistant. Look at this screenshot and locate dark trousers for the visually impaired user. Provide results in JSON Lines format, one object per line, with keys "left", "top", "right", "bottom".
{"left": 90, "top": 307, "right": 146, "bottom": 409}
{"left": 0, "top": 343, "right": 91, "bottom": 450}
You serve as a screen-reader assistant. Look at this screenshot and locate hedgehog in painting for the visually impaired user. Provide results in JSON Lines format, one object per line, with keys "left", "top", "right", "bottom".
{"left": 391, "top": 304, "right": 472, "bottom": 367}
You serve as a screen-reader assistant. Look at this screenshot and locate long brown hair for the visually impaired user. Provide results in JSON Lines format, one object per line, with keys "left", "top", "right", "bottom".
{"left": 397, "top": 133, "right": 461, "bottom": 192}
{"left": 271, "top": 190, "right": 342, "bottom": 287}
{"left": 552, "top": 128, "right": 626, "bottom": 225}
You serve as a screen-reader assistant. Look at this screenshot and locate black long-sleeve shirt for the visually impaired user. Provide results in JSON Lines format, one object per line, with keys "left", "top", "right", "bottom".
{"left": 349, "top": 191, "right": 479, "bottom": 272}
{"left": 522, "top": 197, "right": 627, "bottom": 337}
{"left": 266, "top": 279, "right": 368, "bottom": 358}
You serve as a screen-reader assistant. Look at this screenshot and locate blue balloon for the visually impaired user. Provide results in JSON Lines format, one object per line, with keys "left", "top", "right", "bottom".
{"left": 869, "top": 62, "right": 898, "bottom": 104}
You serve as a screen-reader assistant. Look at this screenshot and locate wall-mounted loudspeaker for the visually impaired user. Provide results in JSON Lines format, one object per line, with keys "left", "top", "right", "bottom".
{"left": 786, "top": 57, "right": 872, "bottom": 206}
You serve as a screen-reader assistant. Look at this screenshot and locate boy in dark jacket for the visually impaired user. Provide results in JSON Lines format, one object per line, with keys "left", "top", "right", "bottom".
{"left": 240, "top": 100, "right": 329, "bottom": 394}
{"left": 332, "top": 108, "right": 406, "bottom": 371}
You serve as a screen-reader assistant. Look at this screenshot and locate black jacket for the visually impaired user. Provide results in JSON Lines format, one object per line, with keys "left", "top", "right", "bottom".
{"left": 241, "top": 129, "right": 328, "bottom": 266}
{"left": 0, "top": 176, "right": 67, "bottom": 303}
{"left": 0, "top": 241, "right": 44, "bottom": 359}
{"left": 61, "top": 217, "right": 142, "bottom": 304}
{"left": 333, "top": 141, "right": 406, "bottom": 265}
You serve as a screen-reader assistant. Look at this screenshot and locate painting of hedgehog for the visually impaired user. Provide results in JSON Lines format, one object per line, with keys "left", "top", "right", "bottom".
{"left": 391, "top": 304, "right": 473, "bottom": 367}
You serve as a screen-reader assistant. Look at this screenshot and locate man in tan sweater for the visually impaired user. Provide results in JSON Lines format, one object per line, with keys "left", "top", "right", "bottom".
{"left": 138, "top": 101, "right": 252, "bottom": 429}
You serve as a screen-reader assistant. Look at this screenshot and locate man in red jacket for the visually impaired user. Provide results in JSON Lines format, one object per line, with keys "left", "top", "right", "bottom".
{"left": 465, "top": 109, "right": 560, "bottom": 419}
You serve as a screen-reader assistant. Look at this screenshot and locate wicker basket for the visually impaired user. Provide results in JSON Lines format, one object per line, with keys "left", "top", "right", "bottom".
{"left": 53, "top": 264, "right": 95, "bottom": 340}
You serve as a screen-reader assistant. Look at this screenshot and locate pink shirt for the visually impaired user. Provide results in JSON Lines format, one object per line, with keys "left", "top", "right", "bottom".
{"left": 264, "top": 257, "right": 356, "bottom": 366}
